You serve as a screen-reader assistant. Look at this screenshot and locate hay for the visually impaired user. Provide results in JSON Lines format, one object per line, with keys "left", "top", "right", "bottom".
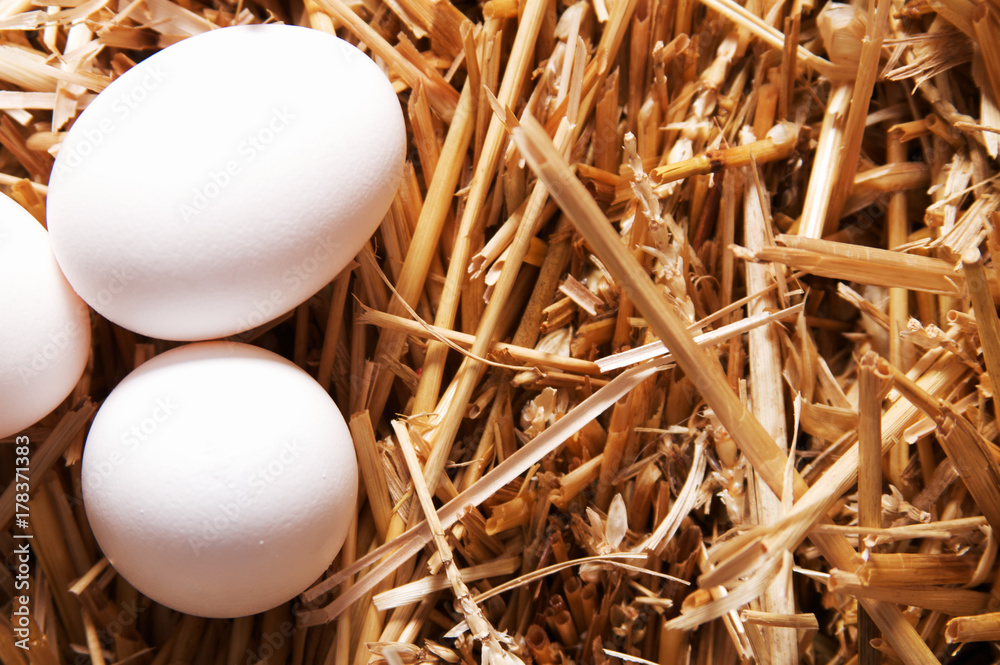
{"left": 3, "top": 0, "right": 1000, "bottom": 662}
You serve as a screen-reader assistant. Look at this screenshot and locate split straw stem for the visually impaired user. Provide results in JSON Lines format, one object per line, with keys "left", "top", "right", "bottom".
{"left": 506, "top": 112, "right": 939, "bottom": 664}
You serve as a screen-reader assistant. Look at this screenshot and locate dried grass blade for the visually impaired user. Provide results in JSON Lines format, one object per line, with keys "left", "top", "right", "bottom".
{"left": 508, "top": 109, "right": 939, "bottom": 665}
{"left": 508, "top": 112, "right": 799, "bottom": 500}
{"left": 603, "top": 650, "right": 660, "bottom": 665}
{"left": 596, "top": 302, "right": 804, "bottom": 372}
{"left": 373, "top": 556, "right": 521, "bottom": 610}
{"left": 963, "top": 248, "right": 1000, "bottom": 419}
{"left": 743, "top": 143, "right": 797, "bottom": 665}
{"left": 860, "top": 553, "right": 980, "bottom": 586}
{"left": 945, "top": 612, "right": 1000, "bottom": 643}
{"left": 650, "top": 123, "right": 797, "bottom": 186}
{"left": 858, "top": 352, "right": 886, "bottom": 539}
{"left": 298, "top": 358, "right": 667, "bottom": 623}
{"left": 664, "top": 552, "right": 784, "bottom": 631}
{"left": 696, "top": 0, "right": 849, "bottom": 79}
{"left": 360, "top": 305, "right": 600, "bottom": 375}
{"left": 634, "top": 434, "right": 708, "bottom": 555}
{"left": 391, "top": 420, "right": 522, "bottom": 664}
{"left": 407, "top": 0, "right": 550, "bottom": 416}
{"left": 740, "top": 611, "right": 820, "bottom": 630}
{"left": 826, "top": 0, "right": 889, "bottom": 224}
{"left": 887, "top": 349, "right": 1000, "bottom": 534}
{"left": 409, "top": 118, "right": 574, "bottom": 501}
{"left": 313, "top": 0, "right": 458, "bottom": 121}
{"left": 470, "top": 553, "right": 674, "bottom": 605}
{"left": 936, "top": 409, "right": 1000, "bottom": 535}
{"left": 752, "top": 241, "right": 962, "bottom": 296}
{"left": 812, "top": 517, "right": 987, "bottom": 541}
{"left": 830, "top": 575, "right": 989, "bottom": 616}
{"left": 365, "top": 81, "right": 474, "bottom": 423}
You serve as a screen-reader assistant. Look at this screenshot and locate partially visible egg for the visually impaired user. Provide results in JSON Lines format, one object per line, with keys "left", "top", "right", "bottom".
{"left": 0, "top": 193, "right": 90, "bottom": 438}
{"left": 47, "top": 24, "right": 405, "bottom": 341}
{"left": 81, "top": 341, "right": 358, "bottom": 618}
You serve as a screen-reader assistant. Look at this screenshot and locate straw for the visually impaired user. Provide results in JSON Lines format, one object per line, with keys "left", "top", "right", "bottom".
{"left": 9, "top": 0, "right": 1000, "bottom": 661}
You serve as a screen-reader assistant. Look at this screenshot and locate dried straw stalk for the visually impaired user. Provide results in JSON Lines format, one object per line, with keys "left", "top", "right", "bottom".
{"left": 7, "top": 0, "right": 1000, "bottom": 661}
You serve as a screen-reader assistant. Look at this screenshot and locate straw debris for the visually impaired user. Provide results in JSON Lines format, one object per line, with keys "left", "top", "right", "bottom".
{"left": 6, "top": 0, "right": 1000, "bottom": 662}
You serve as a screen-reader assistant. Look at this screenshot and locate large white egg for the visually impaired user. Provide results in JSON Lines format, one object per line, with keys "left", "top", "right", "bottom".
{"left": 48, "top": 24, "right": 405, "bottom": 341}
{"left": 81, "top": 341, "right": 358, "bottom": 618}
{"left": 0, "top": 193, "right": 90, "bottom": 438}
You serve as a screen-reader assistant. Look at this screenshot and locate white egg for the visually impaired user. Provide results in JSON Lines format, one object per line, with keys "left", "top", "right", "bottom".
{"left": 47, "top": 24, "right": 405, "bottom": 341}
{"left": 81, "top": 341, "right": 358, "bottom": 618}
{"left": 0, "top": 193, "right": 90, "bottom": 438}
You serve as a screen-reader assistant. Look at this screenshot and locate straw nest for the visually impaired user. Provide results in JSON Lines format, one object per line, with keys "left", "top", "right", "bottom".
{"left": 2, "top": 0, "right": 1000, "bottom": 662}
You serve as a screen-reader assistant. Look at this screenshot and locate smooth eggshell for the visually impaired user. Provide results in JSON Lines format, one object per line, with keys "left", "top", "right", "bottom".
{"left": 81, "top": 341, "right": 358, "bottom": 618}
{"left": 0, "top": 193, "right": 90, "bottom": 438}
{"left": 48, "top": 24, "right": 405, "bottom": 341}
